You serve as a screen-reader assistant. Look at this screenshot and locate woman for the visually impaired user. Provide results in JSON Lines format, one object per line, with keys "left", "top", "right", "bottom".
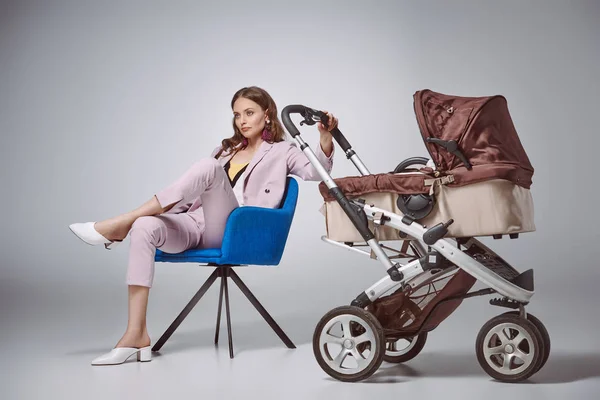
{"left": 69, "top": 86, "right": 338, "bottom": 365}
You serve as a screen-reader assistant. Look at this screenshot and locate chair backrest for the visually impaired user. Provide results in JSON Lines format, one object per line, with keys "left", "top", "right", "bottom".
{"left": 279, "top": 176, "right": 299, "bottom": 212}
{"left": 218, "top": 177, "right": 299, "bottom": 265}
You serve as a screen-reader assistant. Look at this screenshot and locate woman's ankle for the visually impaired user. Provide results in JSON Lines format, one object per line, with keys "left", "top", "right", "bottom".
{"left": 116, "top": 329, "right": 151, "bottom": 348}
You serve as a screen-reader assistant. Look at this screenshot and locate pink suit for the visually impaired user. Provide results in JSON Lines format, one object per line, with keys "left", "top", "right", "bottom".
{"left": 126, "top": 140, "right": 335, "bottom": 287}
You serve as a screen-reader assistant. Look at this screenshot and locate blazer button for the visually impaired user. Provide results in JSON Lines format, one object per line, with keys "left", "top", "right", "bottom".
{"left": 265, "top": 188, "right": 270, "bottom": 193}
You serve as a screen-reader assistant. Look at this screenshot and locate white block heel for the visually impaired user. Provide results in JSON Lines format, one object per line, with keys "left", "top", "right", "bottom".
{"left": 91, "top": 346, "right": 152, "bottom": 366}
{"left": 137, "top": 346, "right": 152, "bottom": 362}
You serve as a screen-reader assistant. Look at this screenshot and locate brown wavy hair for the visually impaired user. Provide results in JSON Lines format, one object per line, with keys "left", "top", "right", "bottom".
{"left": 216, "top": 86, "right": 287, "bottom": 158}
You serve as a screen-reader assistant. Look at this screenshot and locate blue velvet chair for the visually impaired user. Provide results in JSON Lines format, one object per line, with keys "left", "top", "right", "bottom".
{"left": 151, "top": 177, "right": 299, "bottom": 358}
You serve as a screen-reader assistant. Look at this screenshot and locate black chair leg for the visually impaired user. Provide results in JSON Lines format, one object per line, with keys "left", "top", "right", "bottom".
{"left": 152, "top": 269, "right": 219, "bottom": 352}
{"left": 223, "top": 268, "right": 234, "bottom": 358}
{"left": 214, "top": 269, "right": 225, "bottom": 345}
{"left": 229, "top": 269, "right": 296, "bottom": 349}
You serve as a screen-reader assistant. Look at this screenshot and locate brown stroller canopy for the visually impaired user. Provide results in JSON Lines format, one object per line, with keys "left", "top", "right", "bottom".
{"left": 319, "top": 89, "right": 535, "bottom": 202}
{"left": 414, "top": 89, "right": 534, "bottom": 184}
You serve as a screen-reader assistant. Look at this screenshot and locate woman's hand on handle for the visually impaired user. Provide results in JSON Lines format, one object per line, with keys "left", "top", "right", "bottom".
{"left": 317, "top": 111, "right": 338, "bottom": 136}
{"left": 318, "top": 111, "right": 337, "bottom": 157}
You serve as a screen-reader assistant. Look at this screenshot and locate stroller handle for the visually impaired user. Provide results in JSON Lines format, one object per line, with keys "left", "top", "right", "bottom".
{"left": 281, "top": 104, "right": 352, "bottom": 153}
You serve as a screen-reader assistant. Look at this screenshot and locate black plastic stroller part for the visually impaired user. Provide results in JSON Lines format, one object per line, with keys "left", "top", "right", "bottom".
{"left": 329, "top": 127, "right": 351, "bottom": 153}
{"left": 393, "top": 156, "right": 435, "bottom": 220}
{"left": 351, "top": 292, "right": 372, "bottom": 308}
{"left": 281, "top": 104, "right": 352, "bottom": 153}
{"left": 497, "top": 233, "right": 520, "bottom": 240}
{"left": 426, "top": 137, "right": 472, "bottom": 170}
{"left": 401, "top": 215, "right": 415, "bottom": 225}
{"left": 423, "top": 219, "right": 454, "bottom": 245}
{"left": 396, "top": 193, "right": 434, "bottom": 220}
{"left": 329, "top": 187, "right": 374, "bottom": 242}
{"left": 281, "top": 105, "right": 307, "bottom": 137}
{"left": 387, "top": 265, "right": 404, "bottom": 282}
{"left": 350, "top": 263, "right": 405, "bottom": 309}
{"left": 419, "top": 250, "right": 452, "bottom": 272}
{"left": 511, "top": 268, "right": 534, "bottom": 292}
{"left": 393, "top": 156, "right": 430, "bottom": 173}
{"left": 489, "top": 297, "right": 521, "bottom": 309}
{"left": 298, "top": 107, "right": 323, "bottom": 127}
{"left": 459, "top": 238, "right": 523, "bottom": 281}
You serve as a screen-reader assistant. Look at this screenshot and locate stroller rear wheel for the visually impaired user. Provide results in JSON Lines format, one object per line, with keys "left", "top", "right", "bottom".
{"left": 476, "top": 313, "right": 545, "bottom": 382}
{"left": 501, "top": 311, "right": 550, "bottom": 373}
{"left": 313, "top": 306, "right": 385, "bottom": 382}
{"left": 383, "top": 332, "right": 428, "bottom": 363}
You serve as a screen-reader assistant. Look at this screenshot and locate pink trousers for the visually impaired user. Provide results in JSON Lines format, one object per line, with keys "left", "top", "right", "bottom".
{"left": 126, "top": 158, "right": 239, "bottom": 288}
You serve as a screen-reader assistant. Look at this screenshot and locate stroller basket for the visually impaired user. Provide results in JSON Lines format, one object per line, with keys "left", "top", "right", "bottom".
{"left": 368, "top": 267, "right": 476, "bottom": 337}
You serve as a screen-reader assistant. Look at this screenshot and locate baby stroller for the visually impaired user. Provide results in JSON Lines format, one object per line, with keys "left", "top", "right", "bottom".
{"left": 281, "top": 89, "right": 549, "bottom": 383}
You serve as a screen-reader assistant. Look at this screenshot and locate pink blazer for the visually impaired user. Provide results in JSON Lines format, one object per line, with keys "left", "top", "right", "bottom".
{"left": 210, "top": 139, "right": 335, "bottom": 208}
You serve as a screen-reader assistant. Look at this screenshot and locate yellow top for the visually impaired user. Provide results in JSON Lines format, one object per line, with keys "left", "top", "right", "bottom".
{"left": 228, "top": 162, "right": 248, "bottom": 181}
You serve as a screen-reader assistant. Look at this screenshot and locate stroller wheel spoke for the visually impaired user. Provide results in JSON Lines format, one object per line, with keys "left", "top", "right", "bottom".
{"left": 324, "top": 333, "right": 344, "bottom": 345}
{"left": 341, "top": 320, "right": 352, "bottom": 339}
{"left": 333, "top": 349, "right": 350, "bottom": 367}
{"left": 500, "top": 328, "right": 512, "bottom": 344}
{"left": 351, "top": 348, "right": 368, "bottom": 369}
{"left": 512, "top": 332, "right": 526, "bottom": 347}
{"left": 514, "top": 349, "right": 532, "bottom": 365}
{"left": 484, "top": 345, "right": 504, "bottom": 356}
{"left": 354, "top": 332, "right": 373, "bottom": 345}
{"left": 502, "top": 354, "right": 513, "bottom": 371}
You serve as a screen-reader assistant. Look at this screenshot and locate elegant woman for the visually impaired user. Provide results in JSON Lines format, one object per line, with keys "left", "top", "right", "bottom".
{"left": 69, "top": 86, "right": 338, "bottom": 365}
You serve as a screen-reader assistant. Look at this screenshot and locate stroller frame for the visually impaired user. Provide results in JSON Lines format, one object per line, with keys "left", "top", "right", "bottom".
{"left": 281, "top": 106, "right": 533, "bottom": 307}
{"left": 281, "top": 102, "right": 546, "bottom": 383}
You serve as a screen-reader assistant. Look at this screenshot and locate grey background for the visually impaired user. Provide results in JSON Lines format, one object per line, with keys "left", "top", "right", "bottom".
{"left": 1, "top": 0, "right": 599, "bottom": 399}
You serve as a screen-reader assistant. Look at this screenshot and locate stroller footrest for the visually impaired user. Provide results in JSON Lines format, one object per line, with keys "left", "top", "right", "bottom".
{"left": 510, "top": 268, "right": 534, "bottom": 292}
{"left": 489, "top": 297, "right": 521, "bottom": 309}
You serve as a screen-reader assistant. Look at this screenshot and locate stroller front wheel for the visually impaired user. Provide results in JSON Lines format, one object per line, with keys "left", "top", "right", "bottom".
{"left": 500, "top": 311, "right": 551, "bottom": 373}
{"left": 312, "top": 306, "right": 385, "bottom": 382}
{"left": 476, "top": 313, "right": 545, "bottom": 382}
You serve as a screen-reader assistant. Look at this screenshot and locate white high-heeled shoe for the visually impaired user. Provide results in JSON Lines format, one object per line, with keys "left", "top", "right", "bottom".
{"left": 69, "top": 222, "right": 122, "bottom": 250}
{"left": 91, "top": 346, "right": 152, "bottom": 366}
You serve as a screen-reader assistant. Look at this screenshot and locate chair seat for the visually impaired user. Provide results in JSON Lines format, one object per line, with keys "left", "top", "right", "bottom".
{"left": 155, "top": 248, "right": 223, "bottom": 263}
{"left": 154, "top": 177, "right": 299, "bottom": 266}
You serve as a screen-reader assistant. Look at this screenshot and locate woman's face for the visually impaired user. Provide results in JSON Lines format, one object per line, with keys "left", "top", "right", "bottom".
{"left": 232, "top": 97, "right": 268, "bottom": 141}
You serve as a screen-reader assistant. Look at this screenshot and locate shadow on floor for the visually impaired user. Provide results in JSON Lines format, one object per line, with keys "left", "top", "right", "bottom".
{"left": 359, "top": 351, "right": 600, "bottom": 384}
{"left": 153, "top": 311, "right": 318, "bottom": 355}
{"left": 66, "top": 311, "right": 319, "bottom": 358}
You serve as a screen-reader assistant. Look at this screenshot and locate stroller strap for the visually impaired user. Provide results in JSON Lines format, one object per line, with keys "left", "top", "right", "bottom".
{"left": 424, "top": 175, "right": 455, "bottom": 195}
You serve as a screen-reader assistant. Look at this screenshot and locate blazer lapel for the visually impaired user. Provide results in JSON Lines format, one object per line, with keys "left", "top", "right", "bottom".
{"left": 244, "top": 141, "right": 273, "bottom": 186}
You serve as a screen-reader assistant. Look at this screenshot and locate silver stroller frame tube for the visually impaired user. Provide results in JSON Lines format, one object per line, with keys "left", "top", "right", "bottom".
{"left": 280, "top": 105, "right": 532, "bottom": 307}
{"left": 281, "top": 105, "right": 401, "bottom": 276}
{"left": 361, "top": 204, "right": 533, "bottom": 303}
